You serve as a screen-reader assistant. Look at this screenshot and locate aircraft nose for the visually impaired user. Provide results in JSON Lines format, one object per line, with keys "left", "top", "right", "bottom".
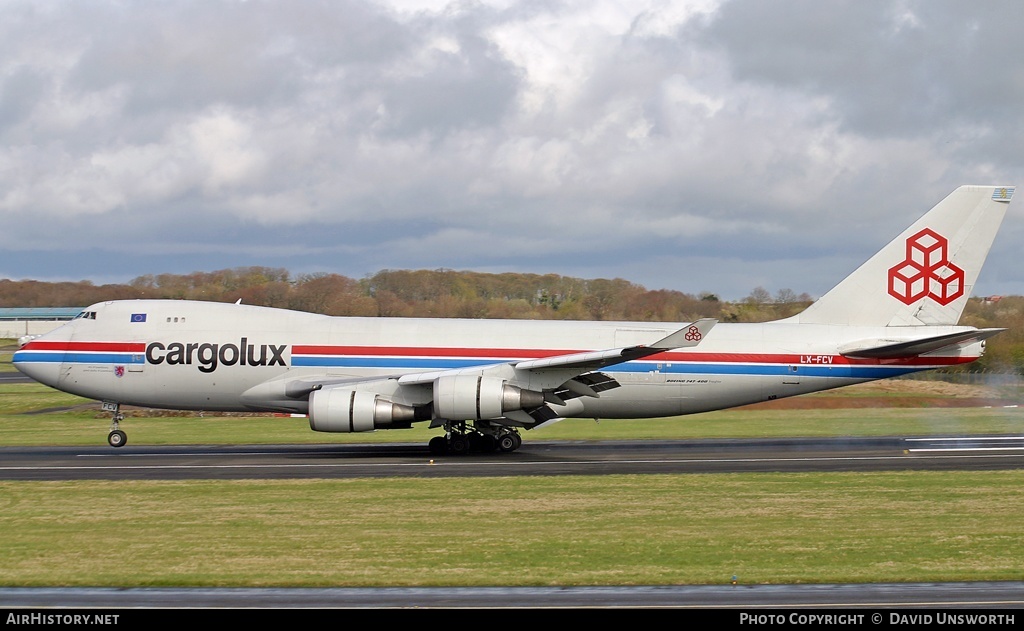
{"left": 12, "top": 345, "right": 63, "bottom": 388}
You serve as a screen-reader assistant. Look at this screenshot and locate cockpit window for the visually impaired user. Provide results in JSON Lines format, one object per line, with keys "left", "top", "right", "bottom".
{"left": 74, "top": 311, "right": 97, "bottom": 320}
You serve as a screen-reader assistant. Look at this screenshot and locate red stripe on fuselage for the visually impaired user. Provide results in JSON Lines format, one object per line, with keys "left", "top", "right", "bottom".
{"left": 650, "top": 352, "right": 977, "bottom": 366}
{"left": 292, "top": 345, "right": 572, "bottom": 359}
{"left": 291, "top": 346, "right": 977, "bottom": 367}
{"left": 22, "top": 341, "right": 146, "bottom": 353}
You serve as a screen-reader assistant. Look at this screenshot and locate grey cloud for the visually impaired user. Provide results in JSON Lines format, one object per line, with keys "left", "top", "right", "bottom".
{"left": 699, "top": 0, "right": 1024, "bottom": 142}
{"left": 0, "top": 0, "right": 1021, "bottom": 302}
{"left": 66, "top": 1, "right": 411, "bottom": 114}
{"left": 0, "top": 67, "right": 49, "bottom": 133}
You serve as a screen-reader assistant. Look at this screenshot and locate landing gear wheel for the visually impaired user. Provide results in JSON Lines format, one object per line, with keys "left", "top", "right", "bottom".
{"left": 497, "top": 432, "right": 521, "bottom": 453}
{"left": 108, "top": 430, "right": 127, "bottom": 448}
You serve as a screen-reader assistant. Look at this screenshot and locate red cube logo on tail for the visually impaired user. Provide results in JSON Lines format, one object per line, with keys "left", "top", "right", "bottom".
{"left": 887, "top": 228, "right": 964, "bottom": 305}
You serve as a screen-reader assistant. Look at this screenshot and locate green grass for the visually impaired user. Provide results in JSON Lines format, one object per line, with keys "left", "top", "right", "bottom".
{"left": 1, "top": 472, "right": 1022, "bottom": 586}
{"left": 0, "top": 381, "right": 1022, "bottom": 446}
{"left": 2, "top": 380, "right": 1023, "bottom": 587}
{"left": 0, "top": 341, "right": 16, "bottom": 373}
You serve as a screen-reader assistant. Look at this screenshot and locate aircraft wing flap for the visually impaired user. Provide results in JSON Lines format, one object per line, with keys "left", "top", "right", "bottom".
{"left": 839, "top": 328, "right": 1006, "bottom": 359}
{"left": 504, "top": 406, "right": 562, "bottom": 426}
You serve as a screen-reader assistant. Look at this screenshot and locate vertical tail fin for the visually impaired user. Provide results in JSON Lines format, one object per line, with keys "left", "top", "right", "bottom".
{"left": 794, "top": 185, "right": 1014, "bottom": 327}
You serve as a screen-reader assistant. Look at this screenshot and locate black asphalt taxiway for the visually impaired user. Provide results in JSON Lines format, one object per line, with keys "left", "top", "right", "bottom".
{"left": 2, "top": 582, "right": 1024, "bottom": 609}
{"left": 2, "top": 435, "right": 1024, "bottom": 480}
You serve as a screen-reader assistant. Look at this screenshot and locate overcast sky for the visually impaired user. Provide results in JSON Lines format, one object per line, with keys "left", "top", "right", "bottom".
{"left": 1, "top": 0, "right": 1022, "bottom": 301}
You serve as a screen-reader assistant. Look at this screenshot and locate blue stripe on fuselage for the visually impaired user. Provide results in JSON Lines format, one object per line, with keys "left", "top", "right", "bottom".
{"left": 290, "top": 356, "right": 923, "bottom": 380}
{"left": 13, "top": 352, "right": 144, "bottom": 364}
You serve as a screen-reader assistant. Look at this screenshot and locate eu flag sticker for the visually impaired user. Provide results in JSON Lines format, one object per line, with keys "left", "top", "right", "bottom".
{"left": 130, "top": 313, "right": 147, "bottom": 323}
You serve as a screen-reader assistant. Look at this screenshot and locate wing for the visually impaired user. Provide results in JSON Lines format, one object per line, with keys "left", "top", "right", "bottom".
{"left": 240, "top": 319, "right": 717, "bottom": 428}
{"left": 396, "top": 317, "right": 717, "bottom": 386}
{"left": 512, "top": 317, "right": 717, "bottom": 373}
{"left": 395, "top": 318, "right": 716, "bottom": 425}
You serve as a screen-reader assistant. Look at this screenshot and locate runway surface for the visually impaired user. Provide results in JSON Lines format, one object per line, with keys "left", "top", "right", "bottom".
{"left": 4, "top": 436, "right": 1023, "bottom": 609}
{"left": 2, "top": 435, "right": 1024, "bottom": 480}
{"left": 0, "top": 372, "right": 30, "bottom": 383}
{"left": 3, "top": 582, "right": 1024, "bottom": 609}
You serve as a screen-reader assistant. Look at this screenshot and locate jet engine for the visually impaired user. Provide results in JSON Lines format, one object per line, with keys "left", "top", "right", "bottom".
{"left": 308, "top": 388, "right": 419, "bottom": 433}
{"left": 433, "top": 375, "right": 545, "bottom": 420}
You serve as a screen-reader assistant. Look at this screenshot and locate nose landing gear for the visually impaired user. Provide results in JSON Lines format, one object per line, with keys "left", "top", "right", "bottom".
{"left": 103, "top": 401, "right": 127, "bottom": 448}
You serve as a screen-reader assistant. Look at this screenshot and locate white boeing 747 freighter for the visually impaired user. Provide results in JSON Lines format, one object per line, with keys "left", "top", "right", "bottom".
{"left": 14, "top": 185, "right": 1015, "bottom": 453}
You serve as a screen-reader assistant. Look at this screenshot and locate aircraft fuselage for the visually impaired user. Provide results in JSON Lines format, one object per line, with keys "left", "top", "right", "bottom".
{"left": 14, "top": 299, "right": 982, "bottom": 419}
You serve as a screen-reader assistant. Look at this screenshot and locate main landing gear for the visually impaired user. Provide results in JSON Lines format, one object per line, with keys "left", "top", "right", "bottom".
{"left": 428, "top": 420, "right": 522, "bottom": 455}
{"left": 103, "top": 401, "right": 127, "bottom": 448}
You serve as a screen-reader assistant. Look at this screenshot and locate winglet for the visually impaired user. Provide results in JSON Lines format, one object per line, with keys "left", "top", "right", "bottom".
{"left": 648, "top": 318, "right": 716, "bottom": 350}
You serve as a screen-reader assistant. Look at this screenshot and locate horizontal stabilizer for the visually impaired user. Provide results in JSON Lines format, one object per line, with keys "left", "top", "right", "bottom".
{"left": 839, "top": 328, "right": 1006, "bottom": 359}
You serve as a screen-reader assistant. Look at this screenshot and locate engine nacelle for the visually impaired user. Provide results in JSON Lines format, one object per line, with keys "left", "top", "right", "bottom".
{"left": 433, "top": 375, "right": 545, "bottom": 420}
{"left": 308, "top": 388, "right": 418, "bottom": 433}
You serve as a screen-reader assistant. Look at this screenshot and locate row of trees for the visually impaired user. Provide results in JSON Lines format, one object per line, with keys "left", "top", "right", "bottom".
{"left": 2, "top": 266, "right": 1021, "bottom": 372}
{"left": 0, "top": 267, "right": 812, "bottom": 323}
